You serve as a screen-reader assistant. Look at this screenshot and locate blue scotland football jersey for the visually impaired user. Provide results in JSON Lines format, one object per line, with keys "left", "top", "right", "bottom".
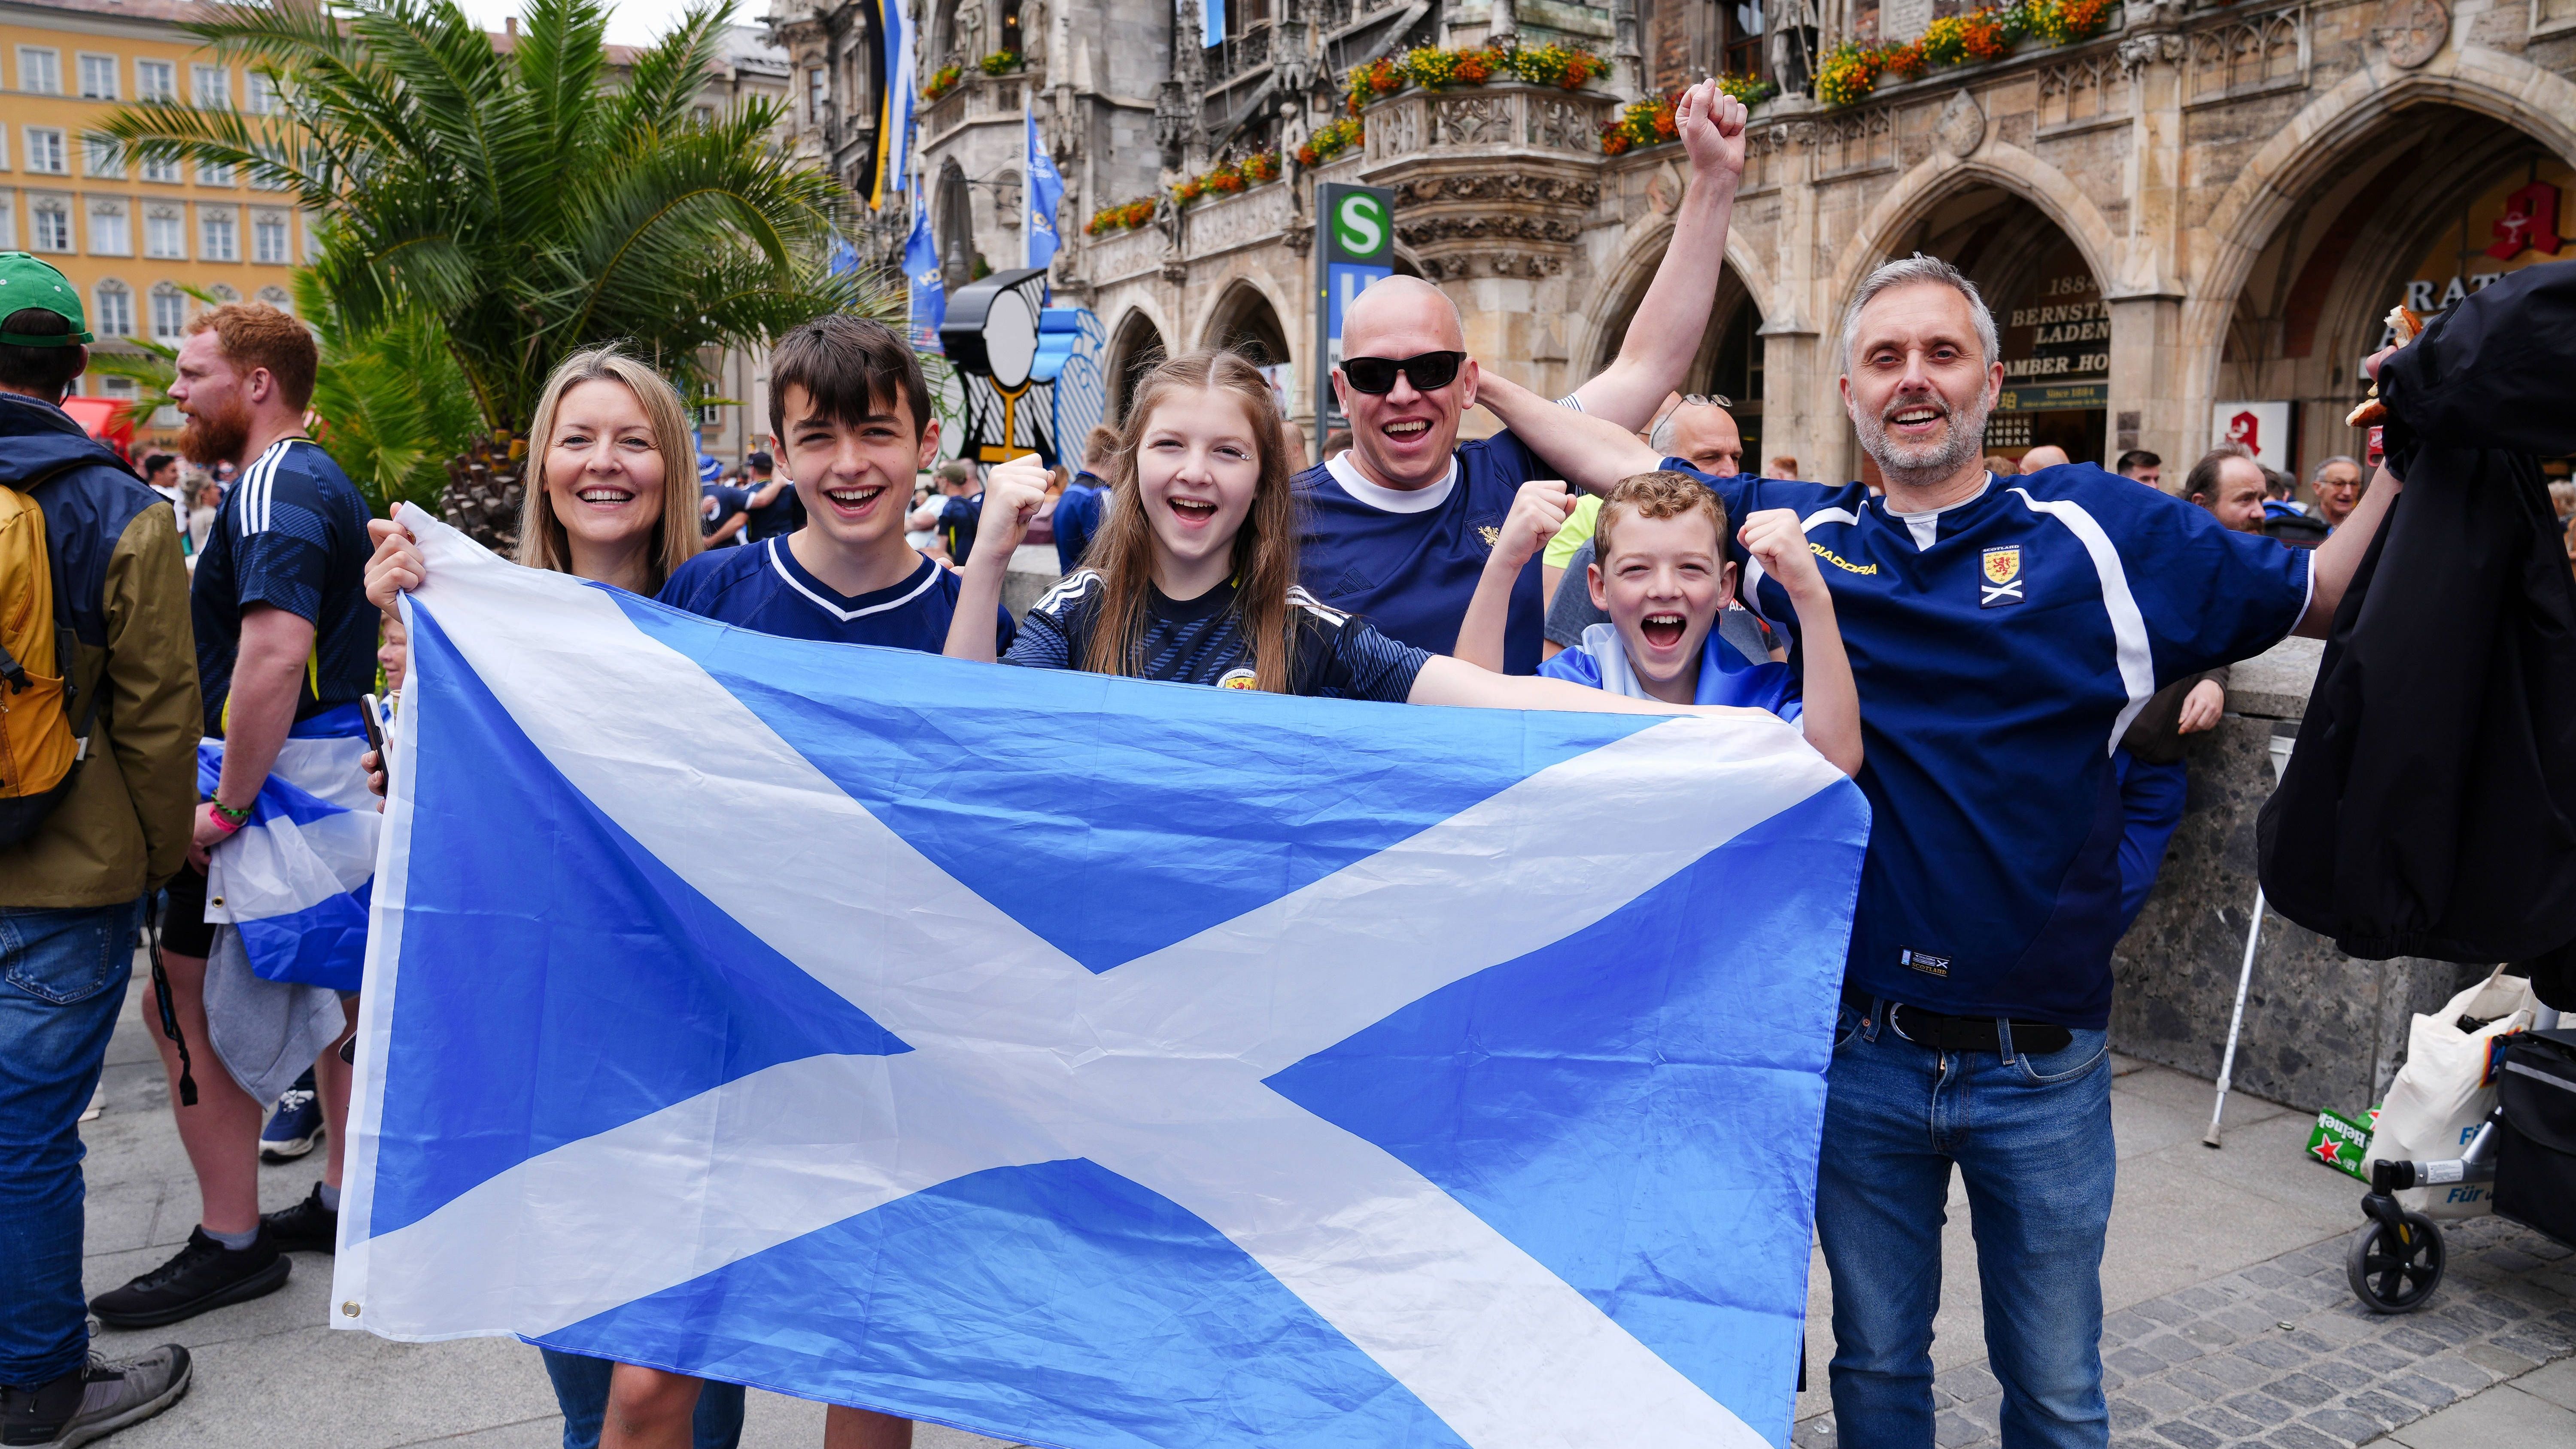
{"left": 1674, "top": 462, "right": 2312, "bottom": 1028}
{"left": 1294, "top": 434, "right": 1553, "bottom": 674}
{"left": 657, "top": 536, "right": 1015, "bottom": 655}
{"left": 190, "top": 438, "right": 379, "bottom": 737}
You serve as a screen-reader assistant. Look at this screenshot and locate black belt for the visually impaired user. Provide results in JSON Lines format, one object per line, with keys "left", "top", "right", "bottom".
{"left": 1843, "top": 985, "right": 2073, "bottom": 1057}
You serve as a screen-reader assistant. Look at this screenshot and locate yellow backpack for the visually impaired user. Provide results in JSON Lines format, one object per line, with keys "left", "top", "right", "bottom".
{"left": 0, "top": 480, "right": 96, "bottom": 846}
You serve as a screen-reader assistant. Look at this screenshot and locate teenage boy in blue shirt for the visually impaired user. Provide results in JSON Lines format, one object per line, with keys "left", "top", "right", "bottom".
{"left": 1479, "top": 254, "right": 2394, "bottom": 1449}
{"left": 659, "top": 317, "right": 1014, "bottom": 656}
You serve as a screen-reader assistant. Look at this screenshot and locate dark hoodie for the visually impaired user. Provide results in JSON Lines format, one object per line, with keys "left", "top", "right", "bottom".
{"left": 0, "top": 391, "right": 200, "bottom": 908}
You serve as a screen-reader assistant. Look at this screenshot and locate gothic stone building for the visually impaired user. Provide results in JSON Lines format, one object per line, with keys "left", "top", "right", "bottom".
{"left": 772, "top": 0, "right": 2576, "bottom": 492}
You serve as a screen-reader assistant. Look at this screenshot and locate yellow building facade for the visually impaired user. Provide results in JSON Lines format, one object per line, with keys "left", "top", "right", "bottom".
{"left": 0, "top": 0, "right": 312, "bottom": 440}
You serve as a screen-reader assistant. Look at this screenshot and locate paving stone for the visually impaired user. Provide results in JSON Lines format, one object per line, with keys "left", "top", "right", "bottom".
{"left": 2109, "top": 1346, "right": 2172, "bottom": 1378}
{"left": 2415, "top": 1352, "right": 2500, "bottom": 1392}
{"left": 2133, "top": 1334, "right": 2204, "bottom": 1367}
{"left": 1791, "top": 1418, "right": 1838, "bottom": 1449}
{"left": 2344, "top": 1340, "right": 2416, "bottom": 1373}
{"left": 2261, "top": 1371, "right": 2336, "bottom": 1409}
{"left": 2302, "top": 1359, "right": 2374, "bottom": 1392}
{"left": 2192, "top": 1352, "right": 2271, "bottom": 1392}
{"left": 2124, "top": 1380, "right": 2202, "bottom": 1418}
{"left": 2212, "top": 1305, "right": 2281, "bottom": 1338}
{"left": 2151, "top": 1420, "right": 2224, "bottom": 1449}
{"left": 2381, "top": 1323, "right": 2451, "bottom": 1356}
{"left": 2234, "top": 1337, "right": 2311, "bottom": 1371}
{"left": 2179, "top": 1320, "right": 2238, "bottom": 1349}
{"left": 2185, "top": 1402, "right": 2265, "bottom": 1437}
{"left": 2242, "top": 1264, "right": 2295, "bottom": 1288}
{"left": 2261, "top": 1424, "right": 2344, "bottom": 1449}
{"left": 2137, "top": 1299, "right": 2196, "bottom": 1327}
{"left": 2108, "top": 1397, "right": 2155, "bottom": 1432}
{"left": 2480, "top": 1247, "right": 2542, "bottom": 1273}
{"left": 2461, "top": 1339, "right": 2540, "bottom": 1376}
{"left": 2221, "top": 1389, "right": 2294, "bottom": 1426}
{"left": 2171, "top": 1287, "right": 2226, "bottom": 1313}
{"left": 2161, "top": 1367, "right": 2229, "bottom": 1404}
{"left": 2377, "top": 1370, "right": 2457, "bottom": 1410}
{"left": 2336, "top": 1387, "right": 2413, "bottom": 1427}
{"left": 1930, "top": 1409, "right": 1982, "bottom": 1447}
{"left": 2296, "top": 1406, "right": 2383, "bottom": 1445}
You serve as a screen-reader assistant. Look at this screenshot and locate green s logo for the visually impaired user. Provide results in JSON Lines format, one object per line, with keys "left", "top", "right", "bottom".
{"left": 1333, "top": 193, "right": 1386, "bottom": 257}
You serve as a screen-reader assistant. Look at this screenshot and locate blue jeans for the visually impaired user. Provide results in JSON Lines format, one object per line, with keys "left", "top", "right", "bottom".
{"left": 1815, "top": 995, "right": 2115, "bottom": 1449}
{"left": 2112, "top": 749, "right": 2189, "bottom": 936}
{"left": 0, "top": 899, "right": 142, "bottom": 1388}
{"left": 537, "top": 1346, "right": 744, "bottom": 1449}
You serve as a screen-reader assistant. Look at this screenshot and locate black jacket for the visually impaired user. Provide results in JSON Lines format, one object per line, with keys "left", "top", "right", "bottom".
{"left": 2256, "top": 261, "right": 2576, "bottom": 1006}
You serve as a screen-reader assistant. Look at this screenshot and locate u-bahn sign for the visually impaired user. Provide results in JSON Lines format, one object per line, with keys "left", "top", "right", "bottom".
{"left": 1314, "top": 182, "right": 1394, "bottom": 456}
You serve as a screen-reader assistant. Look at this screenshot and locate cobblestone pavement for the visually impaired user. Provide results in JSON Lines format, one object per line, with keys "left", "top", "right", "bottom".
{"left": 1790, "top": 1214, "right": 2576, "bottom": 1449}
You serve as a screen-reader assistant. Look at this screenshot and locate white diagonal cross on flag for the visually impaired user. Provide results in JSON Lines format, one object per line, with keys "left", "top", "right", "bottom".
{"left": 339, "top": 516, "right": 1843, "bottom": 1449}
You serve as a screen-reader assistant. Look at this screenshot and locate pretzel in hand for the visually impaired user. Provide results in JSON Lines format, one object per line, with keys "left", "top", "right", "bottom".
{"left": 2346, "top": 305, "right": 2424, "bottom": 426}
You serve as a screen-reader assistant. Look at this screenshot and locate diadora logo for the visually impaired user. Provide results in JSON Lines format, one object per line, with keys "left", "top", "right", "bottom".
{"left": 1809, "top": 541, "right": 1878, "bottom": 575}
{"left": 1980, "top": 547, "right": 2025, "bottom": 608}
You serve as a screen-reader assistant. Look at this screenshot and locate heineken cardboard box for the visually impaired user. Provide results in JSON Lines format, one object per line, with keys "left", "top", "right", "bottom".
{"left": 2306, "top": 1106, "right": 2378, "bottom": 1181}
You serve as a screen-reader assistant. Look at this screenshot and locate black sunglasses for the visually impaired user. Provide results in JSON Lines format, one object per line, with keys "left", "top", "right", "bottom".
{"left": 1341, "top": 351, "right": 1466, "bottom": 395}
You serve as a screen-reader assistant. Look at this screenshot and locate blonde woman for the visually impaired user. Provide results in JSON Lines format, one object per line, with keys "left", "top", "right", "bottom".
{"left": 361, "top": 347, "right": 742, "bottom": 1449}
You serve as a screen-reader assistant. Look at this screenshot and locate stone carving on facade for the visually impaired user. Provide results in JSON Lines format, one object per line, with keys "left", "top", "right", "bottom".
{"left": 2115, "top": 31, "right": 2185, "bottom": 79}
{"left": 1528, "top": 98, "right": 1594, "bottom": 151}
{"left": 1185, "top": 183, "right": 1299, "bottom": 255}
{"left": 2373, "top": 0, "right": 2450, "bottom": 68}
{"left": 2185, "top": 9, "right": 2308, "bottom": 102}
{"left": 1435, "top": 96, "right": 1514, "bottom": 146}
{"left": 2039, "top": 55, "right": 2128, "bottom": 129}
{"left": 952, "top": 0, "right": 983, "bottom": 63}
{"left": 1935, "top": 88, "right": 1984, "bottom": 157}
{"left": 1818, "top": 107, "right": 1896, "bottom": 176}
{"left": 1392, "top": 173, "right": 1601, "bottom": 208}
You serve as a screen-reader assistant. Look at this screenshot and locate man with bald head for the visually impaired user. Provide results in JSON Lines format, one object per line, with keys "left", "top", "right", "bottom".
{"left": 2017, "top": 445, "right": 2069, "bottom": 474}
{"left": 1297, "top": 81, "right": 1750, "bottom": 672}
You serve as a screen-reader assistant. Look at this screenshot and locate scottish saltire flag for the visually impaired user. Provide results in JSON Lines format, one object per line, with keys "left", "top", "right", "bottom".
{"left": 1025, "top": 106, "right": 1063, "bottom": 271}
{"left": 870, "top": 0, "right": 913, "bottom": 209}
{"left": 196, "top": 703, "right": 376, "bottom": 991}
{"left": 336, "top": 508, "right": 1869, "bottom": 1449}
{"left": 905, "top": 188, "right": 945, "bottom": 349}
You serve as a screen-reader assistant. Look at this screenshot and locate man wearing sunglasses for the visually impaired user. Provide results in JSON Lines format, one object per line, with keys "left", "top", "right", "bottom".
{"left": 1297, "top": 79, "right": 1750, "bottom": 674}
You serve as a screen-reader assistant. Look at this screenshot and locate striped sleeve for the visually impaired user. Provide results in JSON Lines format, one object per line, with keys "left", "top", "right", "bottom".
{"left": 1290, "top": 589, "right": 1429, "bottom": 702}
{"left": 1002, "top": 571, "right": 1097, "bottom": 671}
{"left": 228, "top": 446, "right": 334, "bottom": 624}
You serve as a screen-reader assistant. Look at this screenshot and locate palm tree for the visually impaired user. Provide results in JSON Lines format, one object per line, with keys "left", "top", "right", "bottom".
{"left": 103, "top": 0, "right": 893, "bottom": 534}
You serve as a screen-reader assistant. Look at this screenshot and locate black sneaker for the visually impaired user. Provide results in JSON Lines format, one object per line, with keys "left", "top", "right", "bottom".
{"left": 88, "top": 1230, "right": 287, "bottom": 1329}
{"left": 260, "top": 1183, "right": 337, "bottom": 1255}
{"left": 0, "top": 1346, "right": 192, "bottom": 1446}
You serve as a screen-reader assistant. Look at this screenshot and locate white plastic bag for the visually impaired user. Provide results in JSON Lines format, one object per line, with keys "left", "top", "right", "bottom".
{"left": 2366, "top": 968, "right": 2537, "bottom": 1218}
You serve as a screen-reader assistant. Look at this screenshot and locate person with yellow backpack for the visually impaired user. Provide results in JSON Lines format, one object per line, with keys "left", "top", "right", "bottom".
{"left": 0, "top": 252, "right": 202, "bottom": 1447}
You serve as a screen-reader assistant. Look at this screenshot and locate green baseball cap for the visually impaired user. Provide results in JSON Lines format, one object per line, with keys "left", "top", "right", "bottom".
{"left": 0, "top": 252, "right": 93, "bottom": 346}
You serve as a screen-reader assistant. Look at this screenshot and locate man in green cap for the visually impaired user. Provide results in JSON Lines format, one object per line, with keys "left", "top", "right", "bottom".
{"left": 0, "top": 252, "right": 201, "bottom": 1446}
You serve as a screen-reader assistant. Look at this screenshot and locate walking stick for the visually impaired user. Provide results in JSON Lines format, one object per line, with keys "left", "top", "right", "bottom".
{"left": 2206, "top": 735, "right": 2297, "bottom": 1148}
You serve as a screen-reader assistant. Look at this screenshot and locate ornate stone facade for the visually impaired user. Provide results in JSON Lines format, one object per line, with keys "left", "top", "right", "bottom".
{"left": 790, "top": 0, "right": 2576, "bottom": 490}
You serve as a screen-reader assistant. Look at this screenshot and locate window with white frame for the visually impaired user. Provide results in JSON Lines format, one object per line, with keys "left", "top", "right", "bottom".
{"left": 197, "top": 157, "right": 234, "bottom": 187}
{"left": 145, "top": 207, "right": 183, "bottom": 258}
{"left": 150, "top": 283, "right": 187, "bottom": 340}
{"left": 253, "top": 211, "right": 289, "bottom": 263}
{"left": 200, "top": 206, "right": 237, "bottom": 261}
{"left": 30, "top": 200, "right": 72, "bottom": 252}
{"left": 250, "top": 142, "right": 291, "bottom": 189}
{"left": 93, "top": 280, "right": 133, "bottom": 337}
{"left": 87, "top": 200, "right": 130, "bottom": 256}
{"left": 79, "top": 53, "right": 117, "bottom": 99}
{"left": 136, "top": 59, "right": 175, "bottom": 102}
{"left": 0, "top": 194, "right": 15, "bottom": 249}
{"left": 208, "top": 283, "right": 237, "bottom": 304}
{"left": 98, "top": 374, "right": 136, "bottom": 402}
{"left": 25, "top": 128, "right": 67, "bottom": 175}
{"left": 0, "top": 125, "right": 11, "bottom": 173}
{"left": 18, "top": 48, "right": 61, "bottom": 95}
{"left": 141, "top": 153, "right": 180, "bottom": 183}
{"left": 191, "top": 64, "right": 229, "bottom": 109}
{"left": 245, "top": 72, "right": 277, "bottom": 115}
{"left": 83, "top": 134, "right": 123, "bottom": 178}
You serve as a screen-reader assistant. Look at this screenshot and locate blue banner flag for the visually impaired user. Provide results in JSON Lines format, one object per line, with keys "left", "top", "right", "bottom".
{"left": 872, "top": 0, "right": 913, "bottom": 208}
{"left": 196, "top": 701, "right": 377, "bottom": 991}
{"left": 905, "top": 190, "right": 945, "bottom": 349}
{"left": 337, "top": 508, "right": 1869, "bottom": 1449}
{"left": 1025, "top": 106, "right": 1063, "bottom": 271}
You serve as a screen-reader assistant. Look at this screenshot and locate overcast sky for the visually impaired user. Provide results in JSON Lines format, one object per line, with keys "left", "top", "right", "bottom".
{"left": 458, "top": 0, "right": 750, "bottom": 48}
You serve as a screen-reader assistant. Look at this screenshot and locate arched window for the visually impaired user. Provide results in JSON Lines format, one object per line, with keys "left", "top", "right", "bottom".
{"left": 256, "top": 285, "right": 292, "bottom": 314}
{"left": 150, "top": 283, "right": 187, "bottom": 340}
{"left": 93, "top": 279, "right": 134, "bottom": 338}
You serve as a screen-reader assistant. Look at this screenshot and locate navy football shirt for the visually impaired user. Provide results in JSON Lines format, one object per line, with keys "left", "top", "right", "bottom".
{"left": 937, "top": 493, "right": 983, "bottom": 566}
{"left": 1294, "top": 434, "right": 1552, "bottom": 674}
{"left": 189, "top": 437, "right": 377, "bottom": 736}
{"left": 1677, "top": 462, "right": 2313, "bottom": 1029}
{"left": 657, "top": 536, "right": 1015, "bottom": 654}
{"left": 1007, "top": 571, "right": 1428, "bottom": 702}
